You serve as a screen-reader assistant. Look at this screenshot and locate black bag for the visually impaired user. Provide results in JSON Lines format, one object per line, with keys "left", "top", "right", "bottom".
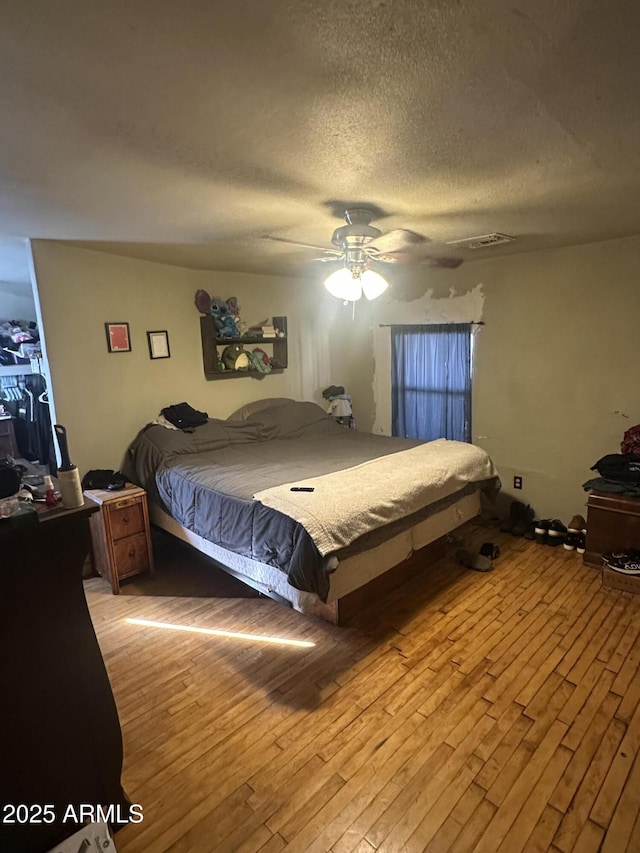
{"left": 161, "top": 402, "right": 208, "bottom": 430}
{"left": 0, "top": 465, "right": 21, "bottom": 499}
{"left": 81, "top": 469, "right": 126, "bottom": 491}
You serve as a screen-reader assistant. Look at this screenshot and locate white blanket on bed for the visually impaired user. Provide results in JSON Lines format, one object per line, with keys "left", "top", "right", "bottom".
{"left": 253, "top": 439, "right": 496, "bottom": 555}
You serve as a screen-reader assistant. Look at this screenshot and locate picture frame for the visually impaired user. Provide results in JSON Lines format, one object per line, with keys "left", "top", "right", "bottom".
{"left": 147, "top": 330, "right": 171, "bottom": 360}
{"left": 105, "top": 322, "right": 131, "bottom": 353}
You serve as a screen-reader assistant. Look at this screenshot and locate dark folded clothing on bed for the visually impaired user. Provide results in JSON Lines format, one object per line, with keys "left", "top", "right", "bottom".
{"left": 161, "top": 402, "right": 208, "bottom": 430}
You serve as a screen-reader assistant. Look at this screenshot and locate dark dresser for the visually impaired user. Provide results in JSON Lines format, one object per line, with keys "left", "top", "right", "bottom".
{"left": 0, "top": 500, "right": 128, "bottom": 852}
{"left": 584, "top": 490, "right": 640, "bottom": 567}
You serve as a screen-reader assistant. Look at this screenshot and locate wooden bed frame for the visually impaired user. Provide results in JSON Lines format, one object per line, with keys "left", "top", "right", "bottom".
{"left": 149, "top": 490, "right": 478, "bottom": 625}
{"left": 317, "top": 536, "right": 447, "bottom": 624}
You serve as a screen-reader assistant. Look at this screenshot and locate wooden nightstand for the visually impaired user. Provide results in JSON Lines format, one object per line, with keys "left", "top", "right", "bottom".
{"left": 85, "top": 484, "right": 154, "bottom": 594}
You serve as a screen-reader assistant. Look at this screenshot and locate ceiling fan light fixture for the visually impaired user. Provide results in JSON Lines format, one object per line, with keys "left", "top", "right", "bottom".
{"left": 361, "top": 269, "right": 389, "bottom": 300}
{"left": 324, "top": 267, "right": 363, "bottom": 302}
{"left": 264, "top": 208, "right": 464, "bottom": 288}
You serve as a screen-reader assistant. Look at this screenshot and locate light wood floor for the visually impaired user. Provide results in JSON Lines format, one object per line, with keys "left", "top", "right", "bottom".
{"left": 85, "top": 524, "right": 640, "bottom": 852}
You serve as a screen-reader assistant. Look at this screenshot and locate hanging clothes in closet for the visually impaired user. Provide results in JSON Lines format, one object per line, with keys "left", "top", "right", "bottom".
{"left": 0, "top": 373, "right": 53, "bottom": 465}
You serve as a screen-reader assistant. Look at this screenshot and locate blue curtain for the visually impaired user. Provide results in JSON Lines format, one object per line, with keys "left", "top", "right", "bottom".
{"left": 391, "top": 324, "right": 472, "bottom": 442}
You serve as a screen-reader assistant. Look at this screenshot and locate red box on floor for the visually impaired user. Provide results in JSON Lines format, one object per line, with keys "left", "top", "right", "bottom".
{"left": 602, "top": 566, "right": 640, "bottom": 595}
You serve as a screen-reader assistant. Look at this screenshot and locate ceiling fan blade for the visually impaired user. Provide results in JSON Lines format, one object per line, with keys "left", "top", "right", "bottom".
{"left": 366, "top": 229, "right": 428, "bottom": 255}
{"left": 420, "top": 256, "right": 464, "bottom": 268}
{"left": 374, "top": 251, "right": 463, "bottom": 269}
{"left": 262, "top": 235, "right": 333, "bottom": 252}
{"left": 312, "top": 255, "right": 344, "bottom": 263}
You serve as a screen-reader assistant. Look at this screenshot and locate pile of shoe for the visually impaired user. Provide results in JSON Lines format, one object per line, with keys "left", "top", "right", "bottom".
{"left": 564, "top": 515, "right": 587, "bottom": 552}
{"left": 603, "top": 551, "right": 640, "bottom": 575}
{"left": 533, "top": 515, "right": 586, "bottom": 552}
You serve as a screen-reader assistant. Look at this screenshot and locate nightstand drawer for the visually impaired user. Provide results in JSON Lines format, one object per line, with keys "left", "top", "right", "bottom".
{"left": 109, "top": 501, "right": 145, "bottom": 540}
{"left": 113, "top": 533, "right": 150, "bottom": 579}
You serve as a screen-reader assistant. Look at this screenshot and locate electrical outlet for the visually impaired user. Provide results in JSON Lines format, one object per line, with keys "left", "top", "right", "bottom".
{"left": 514, "top": 475, "right": 523, "bottom": 490}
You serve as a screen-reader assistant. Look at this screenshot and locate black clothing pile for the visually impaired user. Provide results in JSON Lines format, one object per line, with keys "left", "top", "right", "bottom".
{"left": 583, "top": 453, "right": 640, "bottom": 496}
{"left": 161, "top": 402, "right": 208, "bottom": 431}
{"left": 583, "top": 423, "right": 640, "bottom": 496}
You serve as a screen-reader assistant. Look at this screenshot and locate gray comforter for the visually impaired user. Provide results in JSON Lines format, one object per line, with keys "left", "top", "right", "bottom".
{"left": 122, "top": 402, "right": 496, "bottom": 599}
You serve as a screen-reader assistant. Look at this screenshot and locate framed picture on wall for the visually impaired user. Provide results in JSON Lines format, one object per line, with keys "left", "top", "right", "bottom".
{"left": 147, "top": 330, "right": 170, "bottom": 359}
{"left": 105, "top": 322, "right": 131, "bottom": 353}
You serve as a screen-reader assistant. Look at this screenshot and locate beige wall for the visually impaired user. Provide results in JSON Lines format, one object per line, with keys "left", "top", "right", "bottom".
{"left": 30, "top": 241, "right": 349, "bottom": 477}
{"left": 354, "top": 235, "right": 640, "bottom": 522}
{"left": 30, "top": 235, "right": 640, "bottom": 524}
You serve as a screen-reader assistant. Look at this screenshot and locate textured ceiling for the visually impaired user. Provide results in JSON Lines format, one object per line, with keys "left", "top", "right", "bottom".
{"left": 1, "top": 0, "right": 640, "bottom": 284}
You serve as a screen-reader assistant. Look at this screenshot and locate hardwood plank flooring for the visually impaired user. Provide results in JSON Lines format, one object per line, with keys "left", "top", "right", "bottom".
{"left": 84, "top": 524, "right": 640, "bottom": 852}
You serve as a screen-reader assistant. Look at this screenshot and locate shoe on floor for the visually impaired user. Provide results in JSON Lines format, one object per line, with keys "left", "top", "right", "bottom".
{"left": 479, "top": 542, "right": 500, "bottom": 560}
{"left": 576, "top": 532, "right": 586, "bottom": 554}
{"left": 563, "top": 533, "right": 579, "bottom": 551}
{"left": 547, "top": 519, "right": 568, "bottom": 546}
{"left": 512, "top": 503, "right": 535, "bottom": 537}
{"left": 534, "top": 519, "right": 551, "bottom": 545}
{"left": 608, "top": 559, "right": 640, "bottom": 575}
{"left": 500, "top": 500, "right": 526, "bottom": 534}
{"left": 456, "top": 548, "right": 494, "bottom": 572}
{"left": 603, "top": 551, "right": 628, "bottom": 566}
{"left": 568, "top": 514, "right": 587, "bottom": 533}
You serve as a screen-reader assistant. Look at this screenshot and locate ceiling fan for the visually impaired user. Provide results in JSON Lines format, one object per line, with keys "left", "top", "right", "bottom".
{"left": 262, "top": 208, "right": 464, "bottom": 302}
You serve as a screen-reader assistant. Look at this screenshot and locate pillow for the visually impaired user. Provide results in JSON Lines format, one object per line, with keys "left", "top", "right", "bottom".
{"left": 227, "top": 397, "right": 295, "bottom": 421}
{"left": 246, "top": 401, "right": 336, "bottom": 438}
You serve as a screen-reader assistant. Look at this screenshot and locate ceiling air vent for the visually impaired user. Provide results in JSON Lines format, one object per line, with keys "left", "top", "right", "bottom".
{"left": 446, "top": 233, "right": 515, "bottom": 250}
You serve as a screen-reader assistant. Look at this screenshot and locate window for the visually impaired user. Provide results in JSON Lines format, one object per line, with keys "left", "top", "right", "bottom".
{"left": 391, "top": 323, "right": 473, "bottom": 442}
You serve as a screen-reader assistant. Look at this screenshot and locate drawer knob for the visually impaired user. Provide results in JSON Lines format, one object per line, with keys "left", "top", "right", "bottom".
{"left": 129, "top": 547, "right": 136, "bottom": 557}
{"left": 123, "top": 516, "right": 130, "bottom": 524}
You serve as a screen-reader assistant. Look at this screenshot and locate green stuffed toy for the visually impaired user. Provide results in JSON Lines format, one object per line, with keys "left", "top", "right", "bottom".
{"left": 247, "top": 347, "right": 272, "bottom": 373}
{"left": 221, "top": 343, "right": 249, "bottom": 371}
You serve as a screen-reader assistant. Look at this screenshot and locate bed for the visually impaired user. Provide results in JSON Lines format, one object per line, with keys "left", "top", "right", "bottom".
{"left": 122, "top": 400, "right": 498, "bottom": 623}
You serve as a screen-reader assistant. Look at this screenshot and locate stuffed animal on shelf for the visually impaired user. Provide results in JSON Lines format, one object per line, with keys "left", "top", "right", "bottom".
{"left": 221, "top": 343, "right": 249, "bottom": 371}
{"left": 247, "top": 347, "right": 271, "bottom": 373}
{"left": 225, "top": 296, "right": 248, "bottom": 337}
{"left": 195, "top": 289, "right": 212, "bottom": 314}
{"left": 209, "top": 298, "right": 239, "bottom": 338}
{"left": 194, "top": 290, "right": 239, "bottom": 338}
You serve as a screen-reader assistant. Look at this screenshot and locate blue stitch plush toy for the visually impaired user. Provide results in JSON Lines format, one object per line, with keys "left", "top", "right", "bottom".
{"left": 194, "top": 290, "right": 239, "bottom": 338}
{"left": 209, "top": 297, "right": 239, "bottom": 338}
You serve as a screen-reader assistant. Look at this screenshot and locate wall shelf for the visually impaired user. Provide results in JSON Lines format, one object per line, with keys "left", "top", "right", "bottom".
{"left": 200, "top": 315, "right": 288, "bottom": 380}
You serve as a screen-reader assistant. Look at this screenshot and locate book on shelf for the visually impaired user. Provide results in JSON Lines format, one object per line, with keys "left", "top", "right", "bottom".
{"left": 247, "top": 319, "right": 284, "bottom": 338}
{"left": 250, "top": 323, "right": 277, "bottom": 337}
